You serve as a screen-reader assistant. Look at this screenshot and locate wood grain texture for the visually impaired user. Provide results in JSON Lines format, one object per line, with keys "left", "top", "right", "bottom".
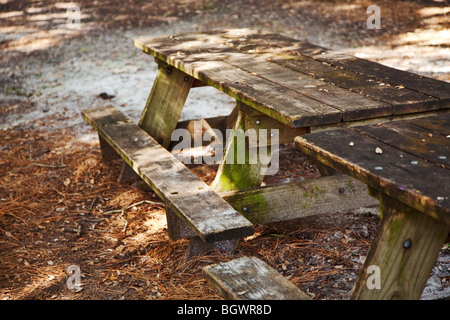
{"left": 139, "top": 61, "right": 194, "bottom": 149}
{"left": 268, "top": 53, "right": 439, "bottom": 115}
{"left": 351, "top": 189, "right": 450, "bottom": 300}
{"left": 224, "top": 31, "right": 449, "bottom": 109}
{"left": 81, "top": 105, "right": 254, "bottom": 243}
{"left": 203, "top": 256, "right": 311, "bottom": 300}
{"left": 210, "top": 102, "right": 275, "bottom": 192}
{"left": 221, "top": 51, "right": 392, "bottom": 122}
{"left": 135, "top": 35, "right": 342, "bottom": 128}
{"left": 313, "top": 56, "right": 450, "bottom": 109}
{"left": 295, "top": 113, "right": 450, "bottom": 225}
{"left": 352, "top": 119, "right": 450, "bottom": 169}
{"left": 220, "top": 175, "right": 378, "bottom": 224}
{"left": 134, "top": 29, "right": 448, "bottom": 128}
{"left": 408, "top": 112, "right": 450, "bottom": 136}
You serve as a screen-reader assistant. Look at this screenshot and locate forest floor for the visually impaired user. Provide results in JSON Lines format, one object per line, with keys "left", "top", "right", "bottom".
{"left": 1, "top": 0, "right": 449, "bottom": 300}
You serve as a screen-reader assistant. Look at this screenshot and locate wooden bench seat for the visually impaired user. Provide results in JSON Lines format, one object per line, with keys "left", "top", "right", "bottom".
{"left": 81, "top": 105, "right": 254, "bottom": 247}
{"left": 295, "top": 113, "right": 450, "bottom": 299}
{"left": 203, "top": 256, "right": 311, "bottom": 300}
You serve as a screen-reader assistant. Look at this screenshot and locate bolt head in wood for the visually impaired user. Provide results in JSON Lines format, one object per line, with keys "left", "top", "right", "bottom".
{"left": 403, "top": 239, "right": 412, "bottom": 249}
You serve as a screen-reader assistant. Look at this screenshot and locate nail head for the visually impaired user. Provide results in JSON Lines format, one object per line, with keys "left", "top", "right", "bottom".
{"left": 403, "top": 239, "right": 412, "bottom": 249}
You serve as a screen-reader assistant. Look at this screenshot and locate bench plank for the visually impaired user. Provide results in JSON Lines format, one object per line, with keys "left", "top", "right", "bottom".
{"left": 203, "top": 256, "right": 311, "bottom": 300}
{"left": 81, "top": 105, "right": 254, "bottom": 243}
{"left": 295, "top": 115, "right": 450, "bottom": 225}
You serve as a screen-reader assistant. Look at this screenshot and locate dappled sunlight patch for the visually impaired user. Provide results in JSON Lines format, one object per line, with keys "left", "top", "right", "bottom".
{"left": 418, "top": 6, "right": 450, "bottom": 17}
{"left": 394, "top": 28, "right": 450, "bottom": 47}
{"left": 3, "top": 28, "right": 82, "bottom": 52}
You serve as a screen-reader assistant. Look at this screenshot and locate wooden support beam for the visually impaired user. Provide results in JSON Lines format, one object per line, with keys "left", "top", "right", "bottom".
{"left": 351, "top": 188, "right": 450, "bottom": 300}
{"left": 192, "top": 78, "right": 207, "bottom": 87}
{"left": 220, "top": 175, "right": 379, "bottom": 224}
{"left": 210, "top": 102, "right": 276, "bottom": 192}
{"left": 99, "top": 135, "right": 121, "bottom": 163}
{"left": 138, "top": 60, "right": 194, "bottom": 149}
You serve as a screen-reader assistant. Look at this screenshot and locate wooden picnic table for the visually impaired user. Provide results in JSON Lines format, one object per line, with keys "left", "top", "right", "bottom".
{"left": 82, "top": 28, "right": 450, "bottom": 299}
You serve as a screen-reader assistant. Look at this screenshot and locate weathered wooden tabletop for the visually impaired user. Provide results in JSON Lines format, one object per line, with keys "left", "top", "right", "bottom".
{"left": 134, "top": 28, "right": 450, "bottom": 129}
{"left": 295, "top": 112, "right": 450, "bottom": 225}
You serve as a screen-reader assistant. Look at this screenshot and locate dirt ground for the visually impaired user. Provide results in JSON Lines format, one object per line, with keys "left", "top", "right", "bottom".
{"left": 1, "top": 0, "right": 450, "bottom": 301}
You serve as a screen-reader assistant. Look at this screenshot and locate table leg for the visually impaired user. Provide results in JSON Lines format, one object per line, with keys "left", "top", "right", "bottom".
{"left": 351, "top": 188, "right": 450, "bottom": 300}
{"left": 98, "top": 135, "right": 141, "bottom": 183}
{"left": 314, "top": 161, "right": 339, "bottom": 177}
{"left": 167, "top": 206, "right": 238, "bottom": 259}
{"left": 138, "top": 60, "right": 194, "bottom": 149}
{"left": 211, "top": 101, "right": 279, "bottom": 193}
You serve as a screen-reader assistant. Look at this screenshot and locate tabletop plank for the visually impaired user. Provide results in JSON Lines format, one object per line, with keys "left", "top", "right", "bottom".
{"left": 134, "top": 29, "right": 446, "bottom": 128}
{"left": 352, "top": 120, "right": 450, "bottom": 168}
{"left": 295, "top": 119, "right": 450, "bottom": 224}
{"left": 135, "top": 35, "right": 342, "bottom": 128}
{"left": 216, "top": 31, "right": 442, "bottom": 114}
{"left": 203, "top": 256, "right": 311, "bottom": 300}
{"left": 408, "top": 112, "right": 450, "bottom": 137}
{"left": 161, "top": 34, "right": 394, "bottom": 122}
{"left": 222, "top": 51, "right": 392, "bottom": 122}
{"left": 136, "top": 32, "right": 393, "bottom": 122}
{"left": 227, "top": 31, "right": 450, "bottom": 108}
{"left": 266, "top": 52, "right": 439, "bottom": 115}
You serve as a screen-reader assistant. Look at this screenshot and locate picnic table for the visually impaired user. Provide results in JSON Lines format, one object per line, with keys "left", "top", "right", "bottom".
{"left": 81, "top": 28, "right": 450, "bottom": 299}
